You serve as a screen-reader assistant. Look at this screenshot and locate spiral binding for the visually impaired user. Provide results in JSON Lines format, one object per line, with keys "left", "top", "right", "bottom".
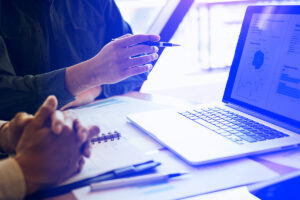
{"left": 91, "top": 131, "right": 121, "bottom": 144}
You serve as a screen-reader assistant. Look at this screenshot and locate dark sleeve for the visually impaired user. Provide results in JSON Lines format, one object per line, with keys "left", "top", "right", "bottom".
{"left": 0, "top": 37, "right": 75, "bottom": 120}
{"left": 98, "top": 0, "right": 148, "bottom": 99}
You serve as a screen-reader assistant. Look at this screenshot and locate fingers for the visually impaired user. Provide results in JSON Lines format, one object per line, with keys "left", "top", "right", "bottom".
{"left": 125, "top": 45, "right": 159, "bottom": 58}
{"left": 76, "top": 157, "right": 85, "bottom": 174}
{"left": 74, "top": 119, "right": 100, "bottom": 157}
{"left": 74, "top": 119, "right": 88, "bottom": 143}
{"left": 89, "top": 125, "right": 100, "bottom": 138}
{"left": 4, "top": 112, "right": 33, "bottom": 153}
{"left": 82, "top": 125, "right": 100, "bottom": 157}
{"left": 52, "top": 110, "right": 77, "bottom": 134}
{"left": 74, "top": 119, "right": 99, "bottom": 140}
{"left": 127, "top": 53, "right": 158, "bottom": 68}
{"left": 80, "top": 128, "right": 98, "bottom": 158}
{"left": 71, "top": 157, "right": 85, "bottom": 176}
{"left": 60, "top": 110, "right": 76, "bottom": 133}
{"left": 114, "top": 33, "right": 132, "bottom": 40}
{"left": 124, "top": 64, "right": 153, "bottom": 77}
{"left": 51, "top": 110, "right": 65, "bottom": 134}
{"left": 61, "top": 86, "right": 101, "bottom": 110}
{"left": 81, "top": 142, "right": 92, "bottom": 158}
{"left": 116, "top": 34, "right": 160, "bottom": 48}
{"left": 10, "top": 112, "right": 33, "bottom": 131}
{"left": 10, "top": 112, "right": 33, "bottom": 136}
{"left": 33, "top": 96, "right": 58, "bottom": 128}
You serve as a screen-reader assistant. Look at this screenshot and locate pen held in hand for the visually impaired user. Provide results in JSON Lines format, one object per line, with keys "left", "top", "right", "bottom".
{"left": 90, "top": 172, "right": 187, "bottom": 191}
{"left": 111, "top": 38, "right": 180, "bottom": 48}
{"left": 138, "top": 41, "right": 181, "bottom": 47}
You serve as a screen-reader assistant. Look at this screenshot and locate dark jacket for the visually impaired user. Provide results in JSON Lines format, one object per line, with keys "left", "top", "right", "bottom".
{"left": 0, "top": 0, "right": 147, "bottom": 120}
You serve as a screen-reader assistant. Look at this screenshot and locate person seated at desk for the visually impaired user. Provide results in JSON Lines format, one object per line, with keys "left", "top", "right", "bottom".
{"left": 0, "top": 95, "right": 100, "bottom": 200}
{"left": 0, "top": 0, "right": 160, "bottom": 120}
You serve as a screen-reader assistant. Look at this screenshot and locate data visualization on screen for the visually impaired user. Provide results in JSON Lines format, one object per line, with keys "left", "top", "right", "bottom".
{"left": 231, "top": 13, "right": 300, "bottom": 122}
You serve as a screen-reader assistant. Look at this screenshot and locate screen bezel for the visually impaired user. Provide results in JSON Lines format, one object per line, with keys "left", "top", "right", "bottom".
{"left": 222, "top": 5, "right": 300, "bottom": 128}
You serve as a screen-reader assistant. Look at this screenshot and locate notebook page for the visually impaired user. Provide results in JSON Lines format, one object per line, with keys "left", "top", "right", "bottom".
{"left": 60, "top": 136, "right": 150, "bottom": 185}
{"left": 60, "top": 96, "right": 168, "bottom": 186}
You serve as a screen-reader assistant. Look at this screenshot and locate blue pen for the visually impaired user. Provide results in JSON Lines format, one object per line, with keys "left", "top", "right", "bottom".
{"left": 27, "top": 160, "right": 161, "bottom": 199}
{"left": 138, "top": 41, "right": 180, "bottom": 47}
{"left": 90, "top": 172, "right": 187, "bottom": 191}
{"left": 112, "top": 38, "right": 180, "bottom": 47}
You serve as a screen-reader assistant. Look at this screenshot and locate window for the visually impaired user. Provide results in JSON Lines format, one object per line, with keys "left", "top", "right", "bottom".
{"left": 115, "top": 0, "right": 300, "bottom": 94}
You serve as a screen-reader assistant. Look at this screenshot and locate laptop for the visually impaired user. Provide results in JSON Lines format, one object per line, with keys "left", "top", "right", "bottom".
{"left": 128, "top": 6, "right": 300, "bottom": 165}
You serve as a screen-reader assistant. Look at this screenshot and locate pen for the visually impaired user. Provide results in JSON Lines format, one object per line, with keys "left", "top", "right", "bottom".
{"left": 90, "top": 172, "right": 187, "bottom": 191}
{"left": 138, "top": 41, "right": 180, "bottom": 47}
{"left": 111, "top": 38, "right": 180, "bottom": 47}
{"left": 26, "top": 160, "right": 161, "bottom": 199}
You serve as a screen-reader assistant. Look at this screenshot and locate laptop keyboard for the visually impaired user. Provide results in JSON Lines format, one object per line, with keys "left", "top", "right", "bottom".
{"left": 178, "top": 107, "right": 289, "bottom": 145}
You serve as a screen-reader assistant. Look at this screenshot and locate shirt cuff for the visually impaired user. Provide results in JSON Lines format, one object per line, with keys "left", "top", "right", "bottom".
{"left": 0, "top": 120, "right": 8, "bottom": 154}
{"left": 0, "top": 120, "right": 7, "bottom": 127}
{"left": 0, "top": 158, "right": 26, "bottom": 200}
{"left": 35, "top": 68, "right": 76, "bottom": 109}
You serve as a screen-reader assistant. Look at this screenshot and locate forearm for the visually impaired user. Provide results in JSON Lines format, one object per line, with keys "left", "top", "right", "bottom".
{"left": 0, "top": 69, "right": 75, "bottom": 120}
{"left": 65, "top": 60, "right": 98, "bottom": 96}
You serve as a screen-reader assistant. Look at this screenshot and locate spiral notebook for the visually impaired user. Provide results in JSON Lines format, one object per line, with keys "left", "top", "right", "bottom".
{"left": 90, "top": 131, "right": 121, "bottom": 144}
{"left": 61, "top": 130, "right": 150, "bottom": 186}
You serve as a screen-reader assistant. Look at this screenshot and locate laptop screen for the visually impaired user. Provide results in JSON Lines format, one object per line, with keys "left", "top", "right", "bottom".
{"left": 223, "top": 6, "right": 300, "bottom": 128}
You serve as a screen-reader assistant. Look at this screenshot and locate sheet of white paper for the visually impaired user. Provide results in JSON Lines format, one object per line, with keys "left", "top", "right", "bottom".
{"left": 257, "top": 147, "right": 300, "bottom": 169}
{"left": 73, "top": 96, "right": 170, "bottom": 152}
{"left": 61, "top": 137, "right": 151, "bottom": 185}
{"left": 184, "top": 186, "right": 259, "bottom": 200}
{"left": 74, "top": 150, "right": 277, "bottom": 200}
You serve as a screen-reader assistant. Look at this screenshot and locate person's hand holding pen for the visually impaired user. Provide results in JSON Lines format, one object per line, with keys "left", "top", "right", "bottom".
{"left": 65, "top": 34, "right": 160, "bottom": 97}
{"left": 63, "top": 34, "right": 181, "bottom": 110}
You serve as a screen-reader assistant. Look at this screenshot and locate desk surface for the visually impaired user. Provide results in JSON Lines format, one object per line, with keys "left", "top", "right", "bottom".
{"left": 47, "top": 81, "right": 298, "bottom": 200}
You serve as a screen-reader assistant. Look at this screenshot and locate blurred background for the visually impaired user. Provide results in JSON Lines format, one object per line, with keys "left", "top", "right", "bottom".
{"left": 115, "top": 0, "right": 300, "bottom": 103}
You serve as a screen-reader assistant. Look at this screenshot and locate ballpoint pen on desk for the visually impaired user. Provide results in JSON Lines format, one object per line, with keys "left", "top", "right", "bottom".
{"left": 25, "top": 160, "right": 161, "bottom": 200}
{"left": 90, "top": 172, "right": 187, "bottom": 191}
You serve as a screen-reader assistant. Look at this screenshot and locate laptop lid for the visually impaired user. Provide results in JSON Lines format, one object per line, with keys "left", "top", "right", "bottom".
{"left": 146, "top": 0, "right": 194, "bottom": 67}
{"left": 223, "top": 6, "right": 300, "bottom": 130}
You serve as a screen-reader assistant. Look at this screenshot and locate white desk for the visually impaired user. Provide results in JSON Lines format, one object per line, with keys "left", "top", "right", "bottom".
{"left": 48, "top": 74, "right": 298, "bottom": 200}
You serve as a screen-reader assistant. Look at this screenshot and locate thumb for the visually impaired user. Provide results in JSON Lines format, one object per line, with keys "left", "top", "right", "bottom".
{"left": 34, "top": 95, "right": 58, "bottom": 127}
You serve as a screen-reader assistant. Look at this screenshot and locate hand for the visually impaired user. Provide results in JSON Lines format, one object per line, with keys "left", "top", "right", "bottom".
{"left": 0, "top": 93, "right": 99, "bottom": 154}
{"left": 60, "top": 86, "right": 102, "bottom": 110}
{"left": 15, "top": 96, "right": 99, "bottom": 195}
{"left": 0, "top": 113, "right": 33, "bottom": 154}
{"left": 88, "top": 34, "right": 160, "bottom": 84}
{"left": 51, "top": 109, "right": 100, "bottom": 158}
{"left": 65, "top": 34, "right": 160, "bottom": 96}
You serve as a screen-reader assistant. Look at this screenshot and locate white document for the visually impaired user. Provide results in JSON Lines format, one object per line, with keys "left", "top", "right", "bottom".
{"left": 257, "top": 147, "right": 300, "bottom": 169}
{"left": 184, "top": 186, "right": 259, "bottom": 200}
